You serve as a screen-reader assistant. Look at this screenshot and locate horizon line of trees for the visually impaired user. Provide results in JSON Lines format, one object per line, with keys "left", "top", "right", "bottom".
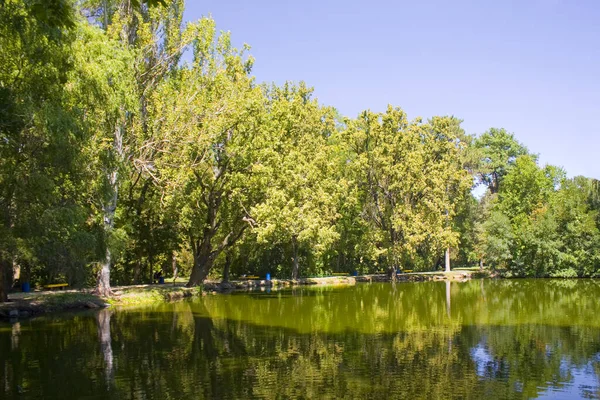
{"left": 2, "top": 0, "right": 600, "bottom": 301}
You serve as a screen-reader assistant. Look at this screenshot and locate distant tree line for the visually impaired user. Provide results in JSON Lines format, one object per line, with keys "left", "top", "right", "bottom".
{"left": 1, "top": 0, "right": 600, "bottom": 301}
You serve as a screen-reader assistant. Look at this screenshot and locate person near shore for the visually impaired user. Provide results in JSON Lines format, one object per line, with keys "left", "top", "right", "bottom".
{"left": 153, "top": 270, "right": 163, "bottom": 284}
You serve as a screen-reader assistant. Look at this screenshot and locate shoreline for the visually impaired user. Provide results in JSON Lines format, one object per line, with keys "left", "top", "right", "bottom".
{"left": 204, "top": 269, "right": 486, "bottom": 291}
{"left": 0, "top": 270, "right": 489, "bottom": 321}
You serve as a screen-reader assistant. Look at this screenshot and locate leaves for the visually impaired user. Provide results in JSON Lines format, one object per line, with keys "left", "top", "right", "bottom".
{"left": 4, "top": 0, "right": 600, "bottom": 290}
{"left": 341, "top": 107, "right": 471, "bottom": 270}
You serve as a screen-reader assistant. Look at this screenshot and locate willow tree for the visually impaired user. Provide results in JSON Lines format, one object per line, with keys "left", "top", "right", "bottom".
{"left": 343, "top": 107, "right": 470, "bottom": 277}
{"left": 149, "top": 18, "right": 264, "bottom": 286}
{"left": 250, "top": 83, "right": 341, "bottom": 279}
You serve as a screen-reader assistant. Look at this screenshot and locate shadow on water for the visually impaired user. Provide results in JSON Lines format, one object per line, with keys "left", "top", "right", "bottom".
{"left": 1, "top": 279, "right": 600, "bottom": 399}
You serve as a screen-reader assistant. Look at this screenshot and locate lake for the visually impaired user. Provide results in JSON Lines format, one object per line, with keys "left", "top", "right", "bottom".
{"left": 1, "top": 279, "right": 600, "bottom": 399}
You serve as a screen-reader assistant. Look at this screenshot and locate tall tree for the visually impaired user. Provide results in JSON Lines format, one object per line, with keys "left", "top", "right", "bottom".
{"left": 342, "top": 107, "right": 470, "bottom": 277}
{"left": 250, "top": 83, "right": 341, "bottom": 279}
{"left": 0, "top": 0, "right": 80, "bottom": 301}
{"left": 149, "top": 18, "right": 264, "bottom": 286}
{"left": 65, "top": 20, "right": 137, "bottom": 296}
{"left": 428, "top": 116, "right": 473, "bottom": 272}
{"left": 82, "top": 0, "right": 186, "bottom": 293}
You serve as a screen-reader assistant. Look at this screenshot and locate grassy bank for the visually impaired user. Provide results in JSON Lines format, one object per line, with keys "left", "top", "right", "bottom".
{"left": 0, "top": 284, "right": 202, "bottom": 320}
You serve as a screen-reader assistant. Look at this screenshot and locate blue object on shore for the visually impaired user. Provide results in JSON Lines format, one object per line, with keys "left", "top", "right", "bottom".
{"left": 159, "top": 277, "right": 165, "bottom": 284}
{"left": 353, "top": 271, "right": 358, "bottom": 276}
{"left": 22, "top": 282, "right": 30, "bottom": 293}
{"left": 266, "top": 273, "right": 271, "bottom": 281}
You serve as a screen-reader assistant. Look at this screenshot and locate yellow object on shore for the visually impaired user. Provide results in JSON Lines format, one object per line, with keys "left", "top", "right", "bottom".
{"left": 44, "top": 283, "right": 69, "bottom": 290}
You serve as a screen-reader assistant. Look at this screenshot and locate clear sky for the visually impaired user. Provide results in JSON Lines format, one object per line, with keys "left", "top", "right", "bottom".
{"left": 184, "top": 0, "right": 600, "bottom": 179}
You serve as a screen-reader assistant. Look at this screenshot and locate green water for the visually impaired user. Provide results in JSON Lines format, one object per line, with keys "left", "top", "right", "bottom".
{"left": 1, "top": 279, "right": 600, "bottom": 399}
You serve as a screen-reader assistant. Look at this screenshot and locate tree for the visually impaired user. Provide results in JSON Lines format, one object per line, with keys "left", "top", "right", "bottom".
{"left": 474, "top": 128, "right": 529, "bottom": 194}
{"left": 342, "top": 107, "right": 470, "bottom": 277}
{"left": 429, "top": 116, "right": 473, "bottom": 272}
{"left": 478, "top": 155, "right": 600, "bottom": 277}
{"left": 66, "top": 21, "right": 136, "bottom": 296}
{"left": 149, "top": 18, "right": 264, "bottom": 286}
{"left": 0, "top": 0, "right": 83, "bottom": 301}
{"left": 250, "top": 83, "right": 341, "bottom": 279}
{"left": 452, "top": 194, "right": 480, "bottom": 268}
{"left": 545, "top": 177, "right": 600, "bottom": 277}
{"left": 81, "top": 0, "right": 186, "bottom": 292}
{"left": 497, "top": 155, "right": 554, "bottom": 219}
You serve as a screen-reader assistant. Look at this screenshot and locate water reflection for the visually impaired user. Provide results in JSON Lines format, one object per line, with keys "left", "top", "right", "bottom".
{"left": 96, "top": 309, "right": 113, "bottom": 387}
{"left": 1, "top": 279, "right": 600, "bottom": 399}
{"left": 446, "top": 280, "right": 451, "bottom": 318}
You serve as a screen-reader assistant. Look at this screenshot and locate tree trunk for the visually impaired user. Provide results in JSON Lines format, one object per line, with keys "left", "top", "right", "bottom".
{"left": 445, "top": 247, "right": 451, "bottom": 272}
{"left": 186, "top": 221, "right": 247, "bottom": 287}
{"left": 172, "top": 252, "right": 178, "bottom": 282}
{"left": 387, "top": 266, "right": 397, "bottom": 282}
{"left": 479, "top": 258, "right": 484, "bottom": 271}
{"left": 291, "top": 237, "right": 299, "bottom": 280}
{"left": 96, "top": 120, "right": 123, "bottom": 296}
{"left": 97, "top": 188, "right": 116, "bottom": 294}
{"left": 97, "top": 249, "right": 112, "bottom": 297}
{"left": 0, "top": 259, "right": 8, "bottom": 303}
{"left": 133, "top": 259, "right": 141, "bottom": 284}
{"left": 96, "top": 194, "right": 116, "bottom": 296}
{"left": 148, "top": 252, "right": 155, "bottom": 284}
{"left": 12, "top": 258, "right": 20, "bottom": 285}
{"left": 222, "top": 252, "right": 231, "bottom": 283}
{"left": 187, "top": 246, "right": 214, "bottom": 287}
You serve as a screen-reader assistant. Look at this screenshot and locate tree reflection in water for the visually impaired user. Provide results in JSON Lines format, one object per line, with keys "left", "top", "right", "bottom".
{"left": 96, "top": 309, "right": 113, "bottom": 388}
{"left": 1, "top": 280, "right": 600, "bottom": 399}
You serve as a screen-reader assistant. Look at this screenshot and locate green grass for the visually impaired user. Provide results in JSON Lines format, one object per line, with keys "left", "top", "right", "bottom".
{"left": 0, "top": 291, "right": 105, "bottom": 318}
{"left": 2, "top": 284, "right": 203, "bottom": 318}
{"left": 37, "top": 292, "right": 100, "bottom": 307}
{"left": 108, "top": 285, "right": 201, "bottom": 307}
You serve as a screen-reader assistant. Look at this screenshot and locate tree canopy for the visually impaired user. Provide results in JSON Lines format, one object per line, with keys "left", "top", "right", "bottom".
{"left": 1, "top": 0, "right": 599, "bottom": 299}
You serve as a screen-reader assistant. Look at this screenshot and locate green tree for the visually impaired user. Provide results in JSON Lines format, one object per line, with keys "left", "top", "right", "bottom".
{"left": 474, "top": 128, "right": 529, "bottom": 194}
{"left": 148, "top": 18, "right": 264, "bottom": 286}
{"left": 342, "top": 107, "right": 470, "bottom": 277}
{"left": 81, "top": 0, "right": 186, "bottom": 292}
{"left": 0, "top": 0, "right": 85, "bottom": 300}
{"left": 250, "top": 83, "right": 341, "bottom": 279}
{"left": 479, "top": 155, "right": 600, "bottom": 277}
{"left": 497, "top": 155, "right": 555, "bottom": 219}
{"left": 66, "top": 21, "right": 136, "bottom": 295}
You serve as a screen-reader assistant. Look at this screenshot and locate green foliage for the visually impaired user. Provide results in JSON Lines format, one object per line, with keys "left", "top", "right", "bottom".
{"left": 341, "top": 108, "right": 471, "bottom": 271}
{"left": 146, "top": 17, "right": 264, "bottom": 283}
{"left": 550, "top": 268, "right": 578, "bottom": 278}
{"left": 250, "top": 83, "right": 341, "bottom": 278}
{"left": 0, "top": 0, "right": 100, "bottom": 291}
{"left": 474, "top": 128, "right": 529, "bottom": 193}
{"left": 498, "top": 155, "right": 554, "bottom": 218}
{"left": 2, "top": 0, "right": 600, "bottom": 293}
{"left": 480, "top": 156, "right": 600, "bottom": 277}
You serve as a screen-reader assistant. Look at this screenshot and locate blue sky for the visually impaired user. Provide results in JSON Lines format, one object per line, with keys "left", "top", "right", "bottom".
{"left": 184, "top": 0, "right": 600, "bottom": 179}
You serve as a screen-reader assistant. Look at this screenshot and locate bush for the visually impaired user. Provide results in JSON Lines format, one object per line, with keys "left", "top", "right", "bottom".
{"left": 549, "top": 268, "right": 578, "bottom": 279}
